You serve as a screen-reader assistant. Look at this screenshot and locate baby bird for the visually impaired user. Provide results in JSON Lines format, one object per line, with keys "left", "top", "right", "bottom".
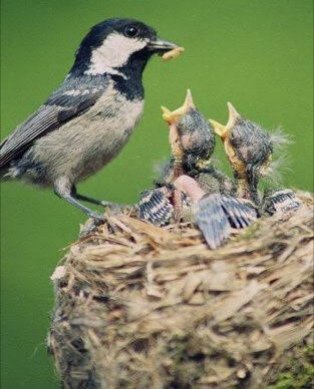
{"left": 0, "top": 18, "right": 181, "bottom": 220}
{"left": 209, "top": 103, "right": 272, "bottom": 205}
{"left": 156, "top": 90, "right": 232, "bottom": 195}
{"left": 210, "top": 103, "right": 300, "bottom": 213}
{"left": 160, "top": 89, "right": 216, "bottom": 181}
{"left": 137, "top": 91, "right": 258, "bottom": 248}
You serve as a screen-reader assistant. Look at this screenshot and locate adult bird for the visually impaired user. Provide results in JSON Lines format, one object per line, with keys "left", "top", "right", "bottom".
{"left": 0, "top": 18, "right": 181, "bottom": 220}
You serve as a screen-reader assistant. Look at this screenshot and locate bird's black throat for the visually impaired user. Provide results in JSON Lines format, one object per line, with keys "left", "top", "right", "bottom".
{"left": 112, "top": 50, "right": 153, "bottom": 100}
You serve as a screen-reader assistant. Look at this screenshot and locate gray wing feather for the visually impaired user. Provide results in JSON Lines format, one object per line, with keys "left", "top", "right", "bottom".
{"left": 0, "top": 76, "right": 106, "bottom": 168}
{"left": 195, "top": 194, "right": 258, "bottom": 249}
{"left": 136, "top": 188, "right": 174, "bottom": 227}
{"left": 220, "top": 196, "right": 258, "bottom": 228}
{"left": 1, "top": 106, "right": 64, "bottom": 168}
{"left": 262, "top": 189, "right": 301, "bottom": 215}
{"left": 195, "top": 194, "right": 231, "bottom": 249}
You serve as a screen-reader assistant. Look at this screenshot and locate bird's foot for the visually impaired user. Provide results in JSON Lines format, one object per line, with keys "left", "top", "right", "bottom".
{"left": 86, "top": 210, "right": 106, "bottom": 221}
{"left": 79, "top": 204, "right": 129, "bottom": 238}
{"left": 78, "top": 211, "right": 105, "bottom": 238}
{"left": 79, "top": 217, "right": 104, "bottom": 238}
{"left": 99, "top": 200, "right": 115, "bottom": 207}
{"left": 99, "top": 200, "right": 128, "bottom": 213}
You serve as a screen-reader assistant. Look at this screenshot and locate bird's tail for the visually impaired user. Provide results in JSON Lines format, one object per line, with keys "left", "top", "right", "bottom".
{"left": 0, "top": 137, "right": 10, "bottom": 178}
{"left": 0, "top": 135, "right": 17, "bottom": 180}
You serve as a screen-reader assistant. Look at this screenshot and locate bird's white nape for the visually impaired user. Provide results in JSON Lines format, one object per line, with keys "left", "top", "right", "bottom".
{"left": 85, "top": 33, "right": 148, "bottom": 76}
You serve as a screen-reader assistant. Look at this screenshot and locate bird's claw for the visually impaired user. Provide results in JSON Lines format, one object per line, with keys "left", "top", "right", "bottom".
{"left": 100, "top": 200, "right": 114, "bottom": 207}
{"left": 99, "top": 200, "right": 126, "bottom": 213}
{"left": 79, "top": 216, "right": 104, "bottom": 238}
{"left": 87, "top": 211, "right": 106, "bottom": 221}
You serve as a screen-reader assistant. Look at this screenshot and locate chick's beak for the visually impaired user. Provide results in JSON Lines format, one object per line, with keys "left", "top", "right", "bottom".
{"left": 226, "top": 102, "right": 241, "bottom": 129}
{"left": 161, "top": 89, "right": 195, "bottom": 125}
{"left": 209, "top": 102, "right": 241, "bottom": 140}
{"left": 209, "top": 119, "right": 228, "bottom": 139}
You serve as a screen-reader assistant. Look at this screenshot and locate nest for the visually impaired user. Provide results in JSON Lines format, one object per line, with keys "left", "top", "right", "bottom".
{"left": 48, "top": 191, "right": 313, "bottom": 389}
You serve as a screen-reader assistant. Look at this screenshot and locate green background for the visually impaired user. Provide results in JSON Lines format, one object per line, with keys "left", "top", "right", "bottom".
{"left": 1, "top": 0, "right": 313, "bottom": 387}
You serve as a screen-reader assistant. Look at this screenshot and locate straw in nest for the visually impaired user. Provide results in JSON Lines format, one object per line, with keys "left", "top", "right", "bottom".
{"left": 48, "top": 191, "right": 313, "bottom": 388}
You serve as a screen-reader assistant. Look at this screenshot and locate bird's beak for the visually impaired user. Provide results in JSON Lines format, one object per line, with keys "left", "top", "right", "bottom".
{"left": 161, "top": 89, "right": 195, "bottom": 124}
{"left": 226, "top": 102, "right": 241, "bottom": 129}
{"left": 209, "top": 119, "right": 228, "bottom": 139}
{"left": 209, "top": 102, "right": 241, "bottom": 140}
{"left": 161, "top": 106, "right": 173, "bottom": 123}
{"left": 147, "top": 38, "right": 180, "bottom": 53}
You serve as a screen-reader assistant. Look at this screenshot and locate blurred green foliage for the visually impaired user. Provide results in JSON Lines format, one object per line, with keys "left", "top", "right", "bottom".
{"left": 1, "top": 0, "right": 313, "bottom": 387}
{"left": 269, "top": 346, "right": 314, "bottom": 389}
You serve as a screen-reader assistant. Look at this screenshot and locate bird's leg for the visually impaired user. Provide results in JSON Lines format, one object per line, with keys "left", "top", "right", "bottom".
{"left": 71, "top": 186, "right": 113, "bottom": 207}
{"left": 54, "top": 178, "right": 105, "bottom": 221}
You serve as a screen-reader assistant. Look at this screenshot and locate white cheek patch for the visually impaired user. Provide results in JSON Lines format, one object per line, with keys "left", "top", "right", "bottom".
{"left": 86, "top": 33, "right": 148, "bottom": 76}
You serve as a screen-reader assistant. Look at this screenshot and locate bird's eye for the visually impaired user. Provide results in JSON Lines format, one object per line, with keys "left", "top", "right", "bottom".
{"left": 124, "top": 25, "right": 139, "bottom": 38}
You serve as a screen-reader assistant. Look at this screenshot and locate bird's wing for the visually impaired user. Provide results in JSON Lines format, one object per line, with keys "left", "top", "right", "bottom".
{"left": 0, "top": 77, "right": 107, "bottom": 168}
{"left": 195, "top": 193, "right": 231, "bottom": 249}
{"left": 262, "top": 189, "right": 301, "bottom": 215}
{"left": 220, "top": 196, "right": 258, "bottom": 228}
{"left": 136, "top": 188, "right": 174, "bottom": 227}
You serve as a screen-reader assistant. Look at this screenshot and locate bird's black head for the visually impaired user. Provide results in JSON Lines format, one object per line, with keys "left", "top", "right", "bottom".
{"left": 69, "top": 18, "right": 179, "bottom": 78}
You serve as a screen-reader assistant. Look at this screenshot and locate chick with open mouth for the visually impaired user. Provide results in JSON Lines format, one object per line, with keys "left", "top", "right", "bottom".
{"left": 137, "top": 91, "right": 258, "bottom": 249}
{"left": 210, "top": 103, "right": 301, "bottom": 215}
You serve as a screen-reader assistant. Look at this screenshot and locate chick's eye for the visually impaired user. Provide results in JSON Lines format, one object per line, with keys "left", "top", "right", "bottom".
{"left": 124, "top": 25, "right": 139, "bottom": 38}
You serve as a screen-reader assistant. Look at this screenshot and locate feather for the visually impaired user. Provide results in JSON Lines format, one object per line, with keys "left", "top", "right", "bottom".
{"left": 220, "top": 196, "right": 258, "bottom": 229}
{"left": 195, "top": 194, "right": 231, "bottom": 249}
{"left": 262, "top": 189, "right": 301, "bottom": 215}
{"left": 136, "top": 188, "right": 173, "bottom": 226}
{"left": 270, "top": 127, "right": 293, "bottom": 151}
{"left": 0, "top": 76, "right": 107, "bottom": 168}
{"left": 265, "top": 127, "right": 293, "bottom": 185}
{"left": 194, "top": 193, "right": 258, "bottom": 249}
